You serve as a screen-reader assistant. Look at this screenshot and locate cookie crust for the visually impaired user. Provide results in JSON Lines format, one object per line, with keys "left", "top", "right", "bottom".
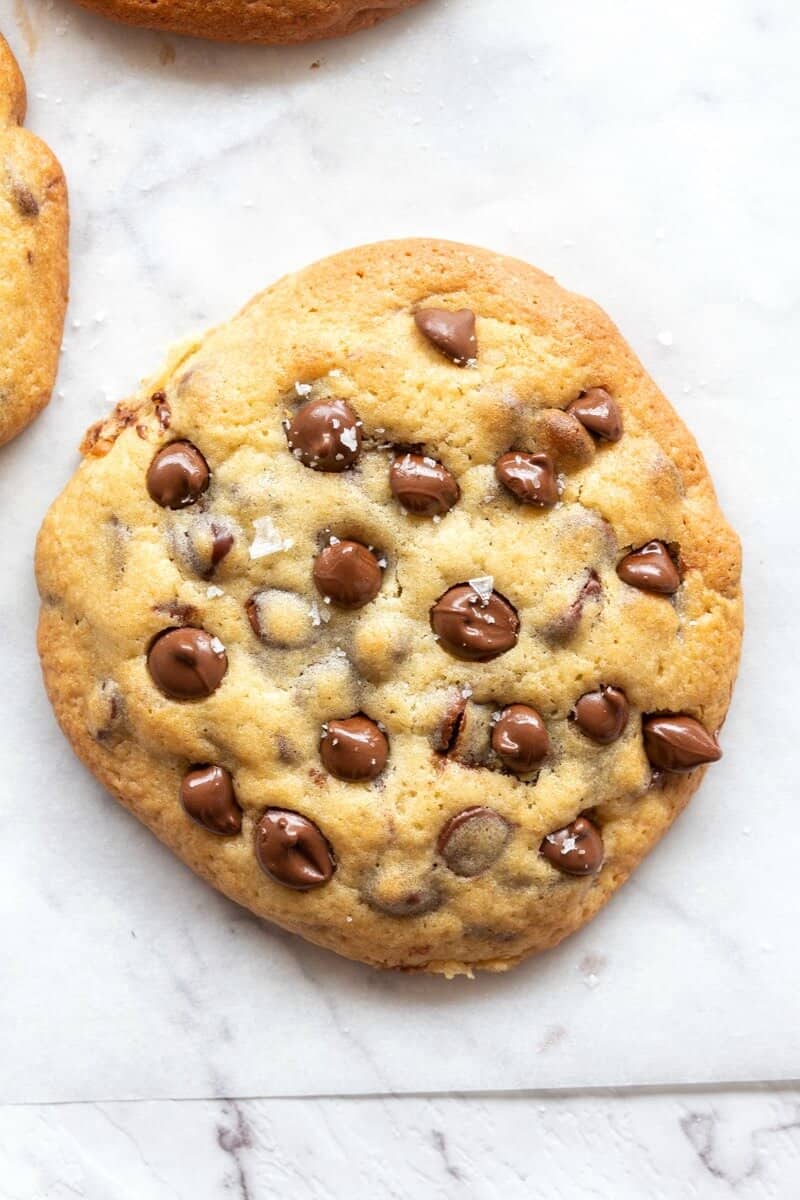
{"left": 68, "top": 0, "right": 424, "bottom": 44}
{"left": 0, "top": 37, "right": 69, "bottom": 447}
{"left": 36, "top": 239, "right": 742, "bottom": 975}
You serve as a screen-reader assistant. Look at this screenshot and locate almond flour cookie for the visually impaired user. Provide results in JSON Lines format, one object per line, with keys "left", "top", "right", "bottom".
{"left": 69, "top": 0, "right": 423, "bottom": 44}
{"left": 36, "top": 239, "right": 742, "bottom": 976}
{"left": 0, "top": 37, "right": 68, "bottom": 447}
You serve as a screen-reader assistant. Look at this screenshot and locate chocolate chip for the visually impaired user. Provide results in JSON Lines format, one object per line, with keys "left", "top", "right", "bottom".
{"left": 147, "top": 627, "right": 228, "bottom": 700}
{"left": 284, "top": 397, "right": 362, "bottom": 471}
{"left": 320, "top": 715, "right": 389, "bottom": 781}
{"left": 572, "top": 685, "right": 629, "bottom": 744}
{"left": 543, "top": 571, "right": 603, "bottom": 644}
{"left": 255, "top": 809, "right": 335, "bottom": 890}
{"left": 389, "top": 453, "right": 460, "bottom": 516}
{"left": 180, "top": 765, "right": 242, "bottom": 835}
{"left": 414, "top": 307, "right": 477, "bottom": 365}
{"left": 362, "top": 870, "right": 442, "bottom": 917}
{"left": 12, "top": 182, "right": 39, "bottom": 217}
{"left": 430, "top": 584, "right": 519, "bottom": 662}
{"left": 147, "top": 441, "right": 210, "bottom": 509}
{"left": 617, "top": 541, "right": 681, "bottom": 594}
{"left": 566, "top": 388, "right": 623, "bottom": 442}
{"left": 491, "top": 705, "right": 550, "bottom": 774}
{"left": 209, "top": 523, "right": 234, "bottom": 572}
{"left": 434, "top": 692, "right": 469, "bottom": 754}
{"left": 495, "top": 451, "right": 559, "bottom": 507}
{"left": 541, "top": 816, "right": 604, "bottom": 876}
{"left": 313, "top": 539, "right": 383, "bottom": 608}
{"left": 152, "top": 391, "right": 171, "bottom": 430}
{"left": 437, "top": 807, "right": 511, "bottom": 877}
{"left": 642, "top": 714, "right": 721, "bottom": 772}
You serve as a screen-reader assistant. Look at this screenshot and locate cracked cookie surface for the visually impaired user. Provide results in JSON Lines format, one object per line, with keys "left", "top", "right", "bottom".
{"left": 36, "top": 239, "right": 742, "bottom": 975}
{"left": 0, "top": 36, "right": 68, "bottom": 447}
{"left": 68, "top": 0, "right": 424, "bottom": 44}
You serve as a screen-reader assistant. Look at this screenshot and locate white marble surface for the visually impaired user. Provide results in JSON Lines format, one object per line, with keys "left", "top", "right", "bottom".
{"left": 1, "top": 0, "right": 799, "bottom": 1186}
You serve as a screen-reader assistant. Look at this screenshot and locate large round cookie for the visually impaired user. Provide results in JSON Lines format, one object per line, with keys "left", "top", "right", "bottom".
{"left": 69, "top": 0, "right": 423, "bottom": 44}
{"left": 36, "top": 239, "right": 742, "bottom": 976}
{"left": 0, "top": 37, "right": 68, "bottom": 448}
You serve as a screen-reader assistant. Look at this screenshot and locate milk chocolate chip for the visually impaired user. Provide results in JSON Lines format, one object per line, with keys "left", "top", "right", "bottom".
{"left": 255, "top": 809, "right": 335, "bottom": 890}
{"left": 180, "top": 765, "right": 242, "bottom": 835}
{"left": 566, "top": 388, "right": 623, "bottom": 442}
{"left": 285, "top": 397, "right": 362, "bottom": 471}
{"left": 642, "top": 714, "right": 721, "bottom": 772}
{"left": 491, "top": 705, "right": 550, "bottom": 774}
{"left": 313, "top": 540, "right": 383, "bottom": 608}
{"left": 320, "top": 715, "right": 389, "bottom": 781}
{"left": 389, "top": 453, "right": 460, "bottom": 516}
{"left": 495, "top": 451, "right": 559, "bottom": 507}
{"left": 617, "top": 541, "right": 681, "bottom": 594}
{"left": 414, "top": 308, "right": 477, "bottom": 365}
{"left": 147, "top": 441, "right": 210, "bottom": 509}
{"left": 541, "top": 816, "right": 604, "bottom": 876}
{"left": 431, "top": 584, "right": 519, "bottom": 662}
{"left": 438, "top": 807, "right": 511, "bottom": 877}
{"left": 572, "top": 686, "right": 629, "bottom": 744}
{"left": 147, "top": 627, "right": 227, "bottom": 699}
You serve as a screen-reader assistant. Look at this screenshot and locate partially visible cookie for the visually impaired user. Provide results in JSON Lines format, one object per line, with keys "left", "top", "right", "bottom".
{"left": 68, "top": 0, "right": 424, "bottom": 44}
{"left": 36, "top": 239, "right": 742, "bottom": 976}
{"left": 0, "top": 37, "right": 68, "bottom": 447}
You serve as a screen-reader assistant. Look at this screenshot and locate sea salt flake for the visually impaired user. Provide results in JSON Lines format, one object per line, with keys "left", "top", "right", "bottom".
{"left": 559, "top": 836, "right": 578, "bottom": 855}
{"left": 340, "top": 426, "right": 358, "bottom": 452}
{"left": 328, "top": 368, "right": 343, "bottom": 378}
{"left": 294, "top": 381, "right": 312, "bottom": 396}
{"left": 249, "top": 516, "right": 294, "bottom": 559}
{"left": 468, "top": 575, "right": 494, "bottom": 605}
{"left": 309, "top": 599, "right": 331, "bottom": 626}
{"left": 206, "top": 585, "right": 224, "bottom": 599}
{"left": 210, "top": 636, "right": 226, "bottom": 655}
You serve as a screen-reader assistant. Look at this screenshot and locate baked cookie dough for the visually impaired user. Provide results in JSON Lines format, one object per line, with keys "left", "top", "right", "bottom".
{"left": 36, "top": 239, "right": 742, "bottom": 976}
{"left": 68, "top": 0, "right": 424, "bottom": 44}
{"left": 0, "top": 37, "right": 68, "bottom": 448}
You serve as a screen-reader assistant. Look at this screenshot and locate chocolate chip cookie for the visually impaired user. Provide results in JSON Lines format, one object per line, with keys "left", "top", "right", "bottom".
{"left": 68, "top": 0, "right": 424, "bottom": 44}
{"left": 0, "top": 37, "right": 68, "bottom": 447}
{"left": 36, "top": 239, "right": 742, "bottom": 975}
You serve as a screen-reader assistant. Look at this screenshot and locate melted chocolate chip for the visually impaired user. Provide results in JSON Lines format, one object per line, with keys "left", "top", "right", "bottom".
{"left": 320, "top": 715, "right": 388, "bottom": 781}
{"left": 438, "top": 807, "right": 511, "bottom": 877}
{"left": 180, "top": 765, "right": 242, "bottom": 835}
{"left": 495, "top": 451, "right": 559, "bottom": 506}
{"left": 414, "top": 307, "right": 477, "bottom": 365}
{"left": 389, "top": 453, "right": 460, "bottom": 516}
{"left": 572, "top": 686, "right": 629, "bottom": 744}
{"left": 566, "top": 388, "right": 623, "bottom": 442}
{"left": 491, "top": 704, "right": 550, "bottom": 774}
{"left": 313, "top": 540, "right": 383, "bottom": 608}
{"left": 152, "top": 391, "right": 171, "bottom": 430}
{"left": 147, "top": 627, "right": 227, "bottom": 700}
{"left": 617, "top": 541, "right": 681, "bottom": 594}
{"left": 146, "top": 441, "right": 210, "bottom": 509}
{"left": 285, "top": 397, "right": 361, "bottom": 471}
{"left": 541, "top": 816, "right": 604, "bottom": 876}
{"left": 255, "top": 809, "right": 335, "bottom": 890}
{"left": 434, "top": 692, "right": 469, "bottom": 754}
{"left": 642, "top": 714, "right": 721, "bottom": 772}
{"left": 430, "top": 585, "right": 519, "bottom": 662}
{"left": 209, "top": 523, "right": 234, "bottom": 573}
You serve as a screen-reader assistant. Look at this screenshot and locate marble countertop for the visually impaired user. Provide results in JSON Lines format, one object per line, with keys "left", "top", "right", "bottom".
{"left": 1, "top": 0, "right": 799, "bottom": 1192}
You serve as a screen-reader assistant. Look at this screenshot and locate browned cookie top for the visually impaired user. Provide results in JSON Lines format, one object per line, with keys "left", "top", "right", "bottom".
{"left": 0, "top": 36, "right": 69, "bottom": 447}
